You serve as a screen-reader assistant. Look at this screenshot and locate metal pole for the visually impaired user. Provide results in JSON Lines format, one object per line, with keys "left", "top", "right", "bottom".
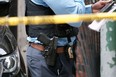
{"left": 100, "top": 16, "right": 116, "bottom": 77}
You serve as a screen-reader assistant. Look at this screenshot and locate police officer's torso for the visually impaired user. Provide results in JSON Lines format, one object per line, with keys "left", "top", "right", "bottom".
{"left": 25, "top": 0, "right": 78, "bottom": 41}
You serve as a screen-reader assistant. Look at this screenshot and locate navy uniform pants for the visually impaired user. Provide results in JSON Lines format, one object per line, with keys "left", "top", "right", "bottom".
{"left": 26, "top": 46, "right": 75, "bottom": 77}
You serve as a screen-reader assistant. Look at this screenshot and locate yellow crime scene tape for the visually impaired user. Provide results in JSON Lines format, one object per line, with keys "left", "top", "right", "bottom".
{"left": 0, "top": 12, "right": 116, "bottom": 26}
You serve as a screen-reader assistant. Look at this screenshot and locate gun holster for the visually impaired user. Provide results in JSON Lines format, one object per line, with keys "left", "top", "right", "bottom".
{"left": 37, "top": 33, "right": 58, "bottom": 66}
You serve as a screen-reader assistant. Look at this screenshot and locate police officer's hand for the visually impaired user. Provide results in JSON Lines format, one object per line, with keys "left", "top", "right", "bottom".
{"left": 92, "top": 0, "right": 112, "bottom": 13}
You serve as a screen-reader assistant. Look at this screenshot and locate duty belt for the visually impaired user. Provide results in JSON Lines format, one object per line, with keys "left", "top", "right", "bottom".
{"left": 30, "top": 43, "right": 65, "bottom": 53}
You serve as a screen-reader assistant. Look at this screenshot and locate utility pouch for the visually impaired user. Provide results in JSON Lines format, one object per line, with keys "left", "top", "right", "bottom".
{"left": 55, "top": 24, "right": 79, "bottom": 37}
{"left": 64, "top": 45, "right": 74, "bottom": 62}
{"left": 64, "top": 44, "right": 76, "bottom": 76}
{"left": 68, "top": 47, "right": 74, "bottom": 58}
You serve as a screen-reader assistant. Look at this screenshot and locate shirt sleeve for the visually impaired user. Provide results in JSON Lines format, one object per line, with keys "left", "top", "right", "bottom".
{"left": 43, "top": 0, "right": 86, "bottom": 27}
{"left": 85, "top": 5, "right": 92, "bottom": 14}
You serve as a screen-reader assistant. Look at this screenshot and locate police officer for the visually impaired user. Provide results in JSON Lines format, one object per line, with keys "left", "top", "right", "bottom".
{"left": 25, "top": 0, "right": 111, "bottom": 77}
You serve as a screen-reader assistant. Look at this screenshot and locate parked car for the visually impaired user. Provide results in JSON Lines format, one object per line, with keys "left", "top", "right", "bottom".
{"left": 0, "top": 0, "right": 10, "bottom": 16}
{"left": 0, "top": 26, "right": 26, "bottom": 77}
{"left": 0, "top": 0, "right": 27, "bottom": 77}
